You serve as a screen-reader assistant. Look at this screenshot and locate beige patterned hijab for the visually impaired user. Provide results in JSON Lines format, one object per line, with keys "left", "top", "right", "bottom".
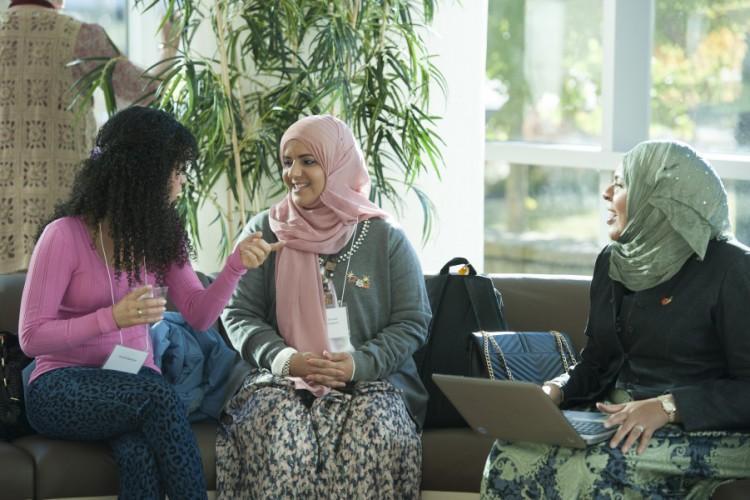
{"left": 608, "top": 140, "right": 732, "bottom": 291}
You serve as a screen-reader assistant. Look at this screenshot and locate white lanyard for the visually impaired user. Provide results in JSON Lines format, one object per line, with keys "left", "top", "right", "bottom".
{"left": 322, "top": 219, "right": 359, "bottom": 353}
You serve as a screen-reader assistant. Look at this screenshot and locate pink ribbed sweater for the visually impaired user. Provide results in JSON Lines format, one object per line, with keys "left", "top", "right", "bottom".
{"left": 19, "top": 217, "right": 246, "bottom": 384}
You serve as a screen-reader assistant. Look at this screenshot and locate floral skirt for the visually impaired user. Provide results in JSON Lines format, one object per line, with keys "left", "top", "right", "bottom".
{"left": 481, "top": 426, "right": 750, "bottom": 500}
{"left": 216, "top": 371, "right": 421, "bottom": 499}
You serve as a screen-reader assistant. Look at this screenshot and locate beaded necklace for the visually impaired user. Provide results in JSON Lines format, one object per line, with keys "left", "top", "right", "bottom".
{"left": 317, "top": 219, "right": 370, "bottom": 265}
{"left": 318, "top": 219, "right": 370, "bottom": 306}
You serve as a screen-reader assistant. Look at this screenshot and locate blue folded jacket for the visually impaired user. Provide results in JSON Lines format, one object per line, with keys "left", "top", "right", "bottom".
{"left": 150, "top": 312, "right": 250, "bottom": 422}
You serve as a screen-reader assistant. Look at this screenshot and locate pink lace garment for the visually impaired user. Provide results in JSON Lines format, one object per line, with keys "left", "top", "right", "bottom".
{"left": 73, "top": 22, "right": 158, "bottom": 103}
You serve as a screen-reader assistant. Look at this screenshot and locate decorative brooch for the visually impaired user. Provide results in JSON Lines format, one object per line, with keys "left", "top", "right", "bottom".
{"left": 347, "top": 272, "right": 371, "bottom": 289}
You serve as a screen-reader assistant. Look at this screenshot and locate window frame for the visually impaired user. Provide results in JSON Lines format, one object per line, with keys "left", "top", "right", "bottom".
{"left": 485, "top": 0, "right": 750, "bottom": 182}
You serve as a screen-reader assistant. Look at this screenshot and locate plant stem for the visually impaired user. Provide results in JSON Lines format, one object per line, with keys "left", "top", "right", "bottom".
{"left": 226, "top": 187, "right": 234, "bottom": 248}
{"left": 215, "top": 0, "right": 246, "bottom": 242}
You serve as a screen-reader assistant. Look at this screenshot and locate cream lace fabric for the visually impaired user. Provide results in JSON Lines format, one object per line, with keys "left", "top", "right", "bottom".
{"left": 0, "top": 7, "right": 153, "bottom": 273}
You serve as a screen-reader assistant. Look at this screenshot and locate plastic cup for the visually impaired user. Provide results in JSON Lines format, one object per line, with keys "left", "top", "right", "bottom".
{"left": 136, "top": 286, "right": 168, "bottom": 326}
{"left": 150, "top": 286, "right": 168, "bottom": 300}
{"left": 136, "top": 286, "right": 168, "bottom": 301}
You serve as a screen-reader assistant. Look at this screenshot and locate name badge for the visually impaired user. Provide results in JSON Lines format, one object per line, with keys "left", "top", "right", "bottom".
{"left": 102, "top": 344, "right": 148, "bottom": 374}
{"left": 326, "top": 305, "right": 354, "bottom": 352}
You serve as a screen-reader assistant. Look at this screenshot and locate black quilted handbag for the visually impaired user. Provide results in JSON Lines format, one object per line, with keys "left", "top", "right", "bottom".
{"left": 0, "top": 331, "right": 32, "bottom": 441}
{"left": 472, "top": 330, "right": 578, "bottom": 384}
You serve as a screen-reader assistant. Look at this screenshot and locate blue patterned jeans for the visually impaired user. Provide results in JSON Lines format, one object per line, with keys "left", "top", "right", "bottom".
{"left": 26, "top": 366, "right": 207, "bottom": 500}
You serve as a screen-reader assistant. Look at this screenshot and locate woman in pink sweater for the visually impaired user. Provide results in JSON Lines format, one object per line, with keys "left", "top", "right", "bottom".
{"left": 18, "top": 106, "right": 280, "bottom": 500}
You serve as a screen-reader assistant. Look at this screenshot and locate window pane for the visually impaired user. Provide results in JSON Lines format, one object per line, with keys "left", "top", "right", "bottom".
{"left": 484, "top": 162, "right": 750, "bottom": 275}
{"left": 484, "top": 163, "right": 602, "bottom": 274}
{"left": 652, "top": 1, "right": 750, "bottom": 154}
{"left": 726, "top": 179, "right": 750, "bottom": 244}
{"left": 485, "top": 0, "right": 603, "bottom": 145}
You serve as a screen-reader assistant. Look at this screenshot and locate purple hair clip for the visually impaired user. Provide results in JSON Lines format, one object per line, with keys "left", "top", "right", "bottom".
{"left": 90, "top": 146, "right": 103, "bottom": 160}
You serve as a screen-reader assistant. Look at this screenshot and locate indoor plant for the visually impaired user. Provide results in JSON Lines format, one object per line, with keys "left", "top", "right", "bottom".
{"left": 78, "top": 0, "right": 445, "bottom": 254}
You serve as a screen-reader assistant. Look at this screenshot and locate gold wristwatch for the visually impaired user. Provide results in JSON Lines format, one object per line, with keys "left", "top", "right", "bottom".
{"left": 657, "top": 394, "right": 677, "bottom": 423}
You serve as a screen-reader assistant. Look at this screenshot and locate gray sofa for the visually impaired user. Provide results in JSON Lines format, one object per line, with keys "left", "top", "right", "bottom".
{"left": 1, "top": 272, "right": 748, "bottom": 499}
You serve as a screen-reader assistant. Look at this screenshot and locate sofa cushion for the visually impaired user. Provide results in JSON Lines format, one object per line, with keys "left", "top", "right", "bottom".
{"left": 421, "top": 428, "right": 494, "bottom": 492}
{"left": 714, "top": 480, "right": 750, "bottom": 500}
{"left": 0, "top": 441, "right": 34, "bottom": 500}
{"left": 13, "top": 421, "right": 218, "bottom": 498}
{"left": 193, "top": 421, "right": 218, "bottom": 490}
{"left": 14, "top": 435, "right": 117, "bottom": 499}
{"left": 491, "top": 274, "right": 591, "bottom": 350}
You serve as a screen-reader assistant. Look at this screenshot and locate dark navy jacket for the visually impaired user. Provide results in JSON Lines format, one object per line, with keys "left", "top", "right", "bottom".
{"left": 561, "top": 239, "right": 750, "bottom": 432}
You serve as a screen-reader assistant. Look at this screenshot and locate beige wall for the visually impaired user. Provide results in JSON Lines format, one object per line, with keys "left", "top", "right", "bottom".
{"left": 394, "top": 0, "right": 487, "bottom": 274}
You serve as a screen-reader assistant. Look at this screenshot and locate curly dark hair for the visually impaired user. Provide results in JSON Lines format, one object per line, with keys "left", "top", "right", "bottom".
{"left": 45, "top": 106, "right": 197, "bottom": 285}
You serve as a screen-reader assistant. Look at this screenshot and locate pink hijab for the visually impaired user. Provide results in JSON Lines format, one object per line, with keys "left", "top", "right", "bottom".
{"left": 269, "top": 115, "right": 387, "bottom": 385}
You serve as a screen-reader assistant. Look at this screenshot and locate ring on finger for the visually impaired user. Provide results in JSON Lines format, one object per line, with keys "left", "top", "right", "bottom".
{"left": 634, "top": 424, "right": 645, "bottom": 434}
{"left": 137, "top": 308, "right": 143, "bottom": 316}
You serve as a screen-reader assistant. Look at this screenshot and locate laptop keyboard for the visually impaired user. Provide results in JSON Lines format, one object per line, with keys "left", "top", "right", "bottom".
{"left": 567, "top": 418, "right": 609, "bottom": 436}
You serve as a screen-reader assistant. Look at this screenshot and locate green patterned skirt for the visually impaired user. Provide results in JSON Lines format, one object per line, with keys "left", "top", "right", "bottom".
{"left": 481, "top": 426, "right": 750, "bottom": 499}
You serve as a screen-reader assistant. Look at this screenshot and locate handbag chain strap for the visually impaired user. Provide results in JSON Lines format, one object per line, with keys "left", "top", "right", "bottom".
{"left": 481, "top": 330, "right": 514, "bottom": 381}
{"left": 482, "top": 330, "right": 578, "bottom": 381}
{"left": 1, "top": 333, "right": 9, "bottom": 393}
{"left": 550, "top": 330, "right": 578, "bottom": 371}
{"left": 0, "top": 333, "right": 19, "bottom": 401}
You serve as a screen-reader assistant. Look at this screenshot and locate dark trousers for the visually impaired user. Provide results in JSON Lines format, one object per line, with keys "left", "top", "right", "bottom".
{"left": 26, "top": 366, "right": 207, "bottom": 500}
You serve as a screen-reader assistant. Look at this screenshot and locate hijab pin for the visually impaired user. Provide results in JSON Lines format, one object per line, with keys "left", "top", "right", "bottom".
{"left": 660, "top": 296, "right": 673, "bottom": 306}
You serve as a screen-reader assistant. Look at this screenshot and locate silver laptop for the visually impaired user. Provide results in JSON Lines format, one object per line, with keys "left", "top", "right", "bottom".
{"left": 432, "top": 373, "right": 616, "bottom": 448}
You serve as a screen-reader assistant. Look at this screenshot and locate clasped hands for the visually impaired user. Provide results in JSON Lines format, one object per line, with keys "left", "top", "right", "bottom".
{"left": 289, "top": 351, "right": 354, "bottom": 389}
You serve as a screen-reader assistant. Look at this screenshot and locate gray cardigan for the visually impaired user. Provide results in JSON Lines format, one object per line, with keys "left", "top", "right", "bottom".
{"left": 221, "top": 211, "right": 431, "bottom": 427}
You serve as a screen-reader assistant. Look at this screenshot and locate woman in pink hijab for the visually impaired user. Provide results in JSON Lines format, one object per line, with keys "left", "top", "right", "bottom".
{"left": 217, "top": 115, "right": 431, "bottom": 498}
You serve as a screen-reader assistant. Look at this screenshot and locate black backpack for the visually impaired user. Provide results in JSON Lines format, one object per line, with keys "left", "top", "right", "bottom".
{"left": 414, "top": 257, "right": 507, "bottom": 428}
{"left": 1, "top": 331, "right": 33, "bottom": 441}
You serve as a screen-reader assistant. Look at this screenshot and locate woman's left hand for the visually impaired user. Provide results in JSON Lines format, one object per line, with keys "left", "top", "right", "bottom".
{"left": 597, "top": 399, "right": 669, "bottom": 455}
{"left": 304, "top": 350, "right": 354, "bottom": 387}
